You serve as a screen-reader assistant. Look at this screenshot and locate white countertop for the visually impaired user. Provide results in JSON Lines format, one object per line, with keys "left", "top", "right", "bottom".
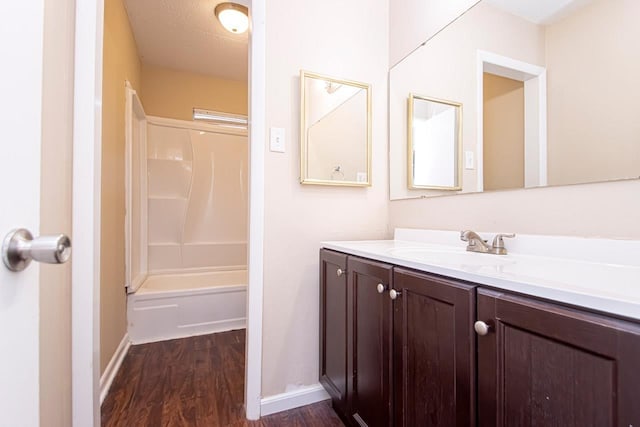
{"left": 322, "top": 229, "right": 640, "bottom": 321}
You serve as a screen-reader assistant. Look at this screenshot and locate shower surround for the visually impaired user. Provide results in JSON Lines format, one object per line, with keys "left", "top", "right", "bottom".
{"left": 127, "top": 116, "right": 248, "bottom": 344}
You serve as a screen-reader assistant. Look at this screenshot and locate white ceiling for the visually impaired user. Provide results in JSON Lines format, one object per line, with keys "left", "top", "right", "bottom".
{"left": 485, "top": 0, "right": 595, "bottom": 25}
{"left": 124, "top": 0, "right": 248, "bottom": 81}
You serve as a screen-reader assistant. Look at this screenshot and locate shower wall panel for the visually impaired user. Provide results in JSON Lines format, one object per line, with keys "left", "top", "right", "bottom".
{"left": 146, "top": 123, "right": 248, "bottom": 273}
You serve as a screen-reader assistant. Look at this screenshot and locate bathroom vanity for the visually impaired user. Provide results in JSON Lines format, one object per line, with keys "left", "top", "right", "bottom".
{"left": 319, "top": 229, "right": 640, "bottom": 426}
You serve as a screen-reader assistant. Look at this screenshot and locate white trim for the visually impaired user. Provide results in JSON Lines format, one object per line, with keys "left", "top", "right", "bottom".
{"left": 124, "top": 82, "right": 148, "bottom": 294}
{"left": 476, "top": 54, "right": 484, "bottom": 192}
{"left": 147, "top": 115, "right": 248, "bottom": 137}
{"left": 480, "top": 50, "right": 546, "bottom": 80}
{"left": 99, "top": 334, "right": 131, "bottom": 405}
{"left": 537, "top": 71, "right": 548, "bottom": 187}
{"left": 476, "top": 50, "right": 547, "bottom": 192}
{"left": 260, "top": 384, "right": 331, "bottom": 417}
{"left": 72, "top": 0, "right": 103, "bottom": 425}
{"left": 245, "top": 0, "right": 266, "bottom": 420}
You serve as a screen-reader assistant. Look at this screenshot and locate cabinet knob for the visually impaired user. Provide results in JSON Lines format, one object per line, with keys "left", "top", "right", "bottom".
{"left": 474, "top": 321, "right": 492, "bottom": 336}
{"left": 389, "top": 289, "right": 401, "bottom": 300}
{"left": 376, "top": 283, "right": 387, "bottom": 294}
{"left": 336, "top": 268, "right": 345, "bottom": 277}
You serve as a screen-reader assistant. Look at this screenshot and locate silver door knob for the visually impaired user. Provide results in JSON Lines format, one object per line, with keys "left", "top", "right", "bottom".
{"left": 2, "top": 228, "right": 71, "bottom": 272}
{"left": 376, "top": 283, "right": 387, "bottom": 294}
{"left": 474, "top": 321, "right": 492, "bottom": 336}
{"left": 336, "top": 268, "right": 345, "bottom": 277}
{"left": 389, "top": 289, "right": 401, "bottom": 300}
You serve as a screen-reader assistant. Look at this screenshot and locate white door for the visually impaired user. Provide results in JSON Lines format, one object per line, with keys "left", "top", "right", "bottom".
{"left": 0, "top": 2, "right": 75, "bottom": 426}
{"left": 0, "top": 1, "right": 49, "bottom": 426}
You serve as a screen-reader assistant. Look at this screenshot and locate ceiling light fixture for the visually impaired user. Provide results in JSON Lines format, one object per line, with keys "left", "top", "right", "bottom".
{"left": 215, "top": 2, "right": 249, "bottom": 34}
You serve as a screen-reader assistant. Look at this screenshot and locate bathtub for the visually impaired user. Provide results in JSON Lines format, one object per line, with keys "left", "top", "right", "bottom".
{"left": 127, "top": 270, "right": 247, "bottom": 344}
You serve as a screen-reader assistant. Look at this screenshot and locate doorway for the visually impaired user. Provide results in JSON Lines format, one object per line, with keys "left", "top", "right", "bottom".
{"left": 475, "top": 50, "right": 547, "bottom": 192}
{"left": 72, "top": 0, "right": 266, "bottom": 424}
{"left": 483, "top": 73, "right": 525, "bottom": 191}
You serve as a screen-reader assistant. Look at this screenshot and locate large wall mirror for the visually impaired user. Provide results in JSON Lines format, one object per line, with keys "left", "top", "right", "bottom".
{"left": 300, "top": 70, "right": 372, "bottom": 187}
{"left": 389, "top": 0, "right": 640, "bottom": 200}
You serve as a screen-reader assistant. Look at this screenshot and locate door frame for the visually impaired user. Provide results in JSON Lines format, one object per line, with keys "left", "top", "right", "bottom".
{"left": 475, "top": 50, "right": 547, "bottom": 192}
{"left": 71, "top": 0, "right": 266, "bottom": 424}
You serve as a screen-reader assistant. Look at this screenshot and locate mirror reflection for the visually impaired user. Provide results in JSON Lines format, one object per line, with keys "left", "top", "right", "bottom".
{"left": 390, "top": 0, "right": 640, "bottom": 200}
{"left": 408, "top": 95, "right": 462, "bottom": 190}
{"left": 300, "top": 71, "right": 371, "bottom": 186}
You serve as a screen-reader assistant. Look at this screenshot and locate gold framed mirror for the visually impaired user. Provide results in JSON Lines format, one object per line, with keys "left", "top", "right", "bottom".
{"left": 300, "top": 70, "right": 372, "bottom": 187}
{"left": 408, "top": 94, "right": 462, "bottom": 190}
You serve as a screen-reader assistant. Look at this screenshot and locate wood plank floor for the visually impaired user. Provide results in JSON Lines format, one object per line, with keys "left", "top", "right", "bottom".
{"left": 102, "top": 330, "right": 344, "bottom": 426}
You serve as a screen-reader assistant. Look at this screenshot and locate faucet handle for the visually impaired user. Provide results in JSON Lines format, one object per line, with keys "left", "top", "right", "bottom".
{"left": 460, "top": 230, "right": 474, "bottom": 242}
{"left": 492, "top": 233, "right": 515, "bottom": 249}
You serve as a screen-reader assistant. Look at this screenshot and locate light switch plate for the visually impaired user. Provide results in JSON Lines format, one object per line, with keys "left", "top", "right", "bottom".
{"left": 270, "top": 127, "right": 285, "bottom": 153}
{"left": 465, "top": 151, "right": 475, "bottom": 170}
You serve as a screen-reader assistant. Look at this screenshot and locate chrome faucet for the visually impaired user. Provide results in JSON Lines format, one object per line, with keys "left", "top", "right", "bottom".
{"left": 460, "top": 230, "right": 515, "bottom": 255}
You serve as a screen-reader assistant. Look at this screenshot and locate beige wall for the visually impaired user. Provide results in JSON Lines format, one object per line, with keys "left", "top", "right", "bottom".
{"left": 389, "top": 179, "right": 640, "bottom": 239}
{"left": 546, "top": 0, "right": 640, "bottom": 186}
{"left": 389, "top": 0, "right": 640, "bottom": 240}
{"left": 483, "top": 73, "right": 524, "bottom": 191}
{"left": 389, "top": 0, "right": 480, "bottom": 66}
{"left": 101, "top": 0, "right": 142, "bottom": 373}
{"left": 262, "top": 0, "right": 390, "bottom": 397}
{"left": 141, "top": 64, "right": 248, "bottom": 121}
{"left": 40, "top": 0, "right": 74, "bottom": 424}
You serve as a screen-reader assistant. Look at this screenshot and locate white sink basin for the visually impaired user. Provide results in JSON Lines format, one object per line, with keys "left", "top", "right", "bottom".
{"left": 388, "top": 247, "right": 515, "bottom": 267}
{"left": 322, "top": 231, "right": 640, "bottom": 320}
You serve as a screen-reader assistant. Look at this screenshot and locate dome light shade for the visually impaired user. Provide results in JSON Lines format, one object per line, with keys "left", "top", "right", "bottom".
{"left": 215, "top": 3, "right": 249, "bottom": 34}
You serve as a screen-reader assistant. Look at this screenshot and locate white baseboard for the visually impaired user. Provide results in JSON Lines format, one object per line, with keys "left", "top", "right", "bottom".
{"left": 100, "top": 333, "right": 131, "bottom": 405}
{"left": 260, "top": 383, "right": 330, "bottom": 417}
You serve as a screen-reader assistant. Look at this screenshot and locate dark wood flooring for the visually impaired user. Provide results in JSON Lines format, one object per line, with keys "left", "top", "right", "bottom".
{"left": 101, "top": 330, "right": 344, "bottom": 426}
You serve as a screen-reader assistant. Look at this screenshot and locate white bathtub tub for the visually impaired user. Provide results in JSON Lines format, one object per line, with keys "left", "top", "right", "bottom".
{"left": 127, "top": 270, "right": 247, "bottom": 344}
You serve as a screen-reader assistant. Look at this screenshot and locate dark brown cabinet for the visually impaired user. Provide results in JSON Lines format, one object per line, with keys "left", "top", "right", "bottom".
{"left": 319, "top": 249, "right": 349, "bottom": 415}
{"left": 393, "top": 268, "right": 476, "bottom": 427}
{"left": 320, "top": 250, "right": 640, "bottom": 427}
{"left": 477, "top": 288, "right": 640, "bottom": 427}
{"left": 320, "top": 250, "right": 476, "bottom": 427}
{"left": 347, "top": 256, "right": 394, "bottom": 427}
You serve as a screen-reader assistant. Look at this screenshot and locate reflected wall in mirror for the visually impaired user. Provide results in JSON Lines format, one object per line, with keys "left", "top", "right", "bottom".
{"left": 300, "top": 70, "right": 371, "bottom": 186}
{"left": 389, "top": 0, "right": 640, "bottom": 200}
{"left": 408, "top": 94, "right": 462, "bottom": 190}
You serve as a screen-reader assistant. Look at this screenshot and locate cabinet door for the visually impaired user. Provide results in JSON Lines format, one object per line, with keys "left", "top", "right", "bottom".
{"left": 348, "top": 256, "right": 394, "bottom": 427}
{"left": 319, "top": 249, "right": 349, "bottom": 413}
{"left": 393, "top": 269, "right": 476, "bottom": 427}
{"left": 477, "top": 289, "right": 640, "bottom": 427}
